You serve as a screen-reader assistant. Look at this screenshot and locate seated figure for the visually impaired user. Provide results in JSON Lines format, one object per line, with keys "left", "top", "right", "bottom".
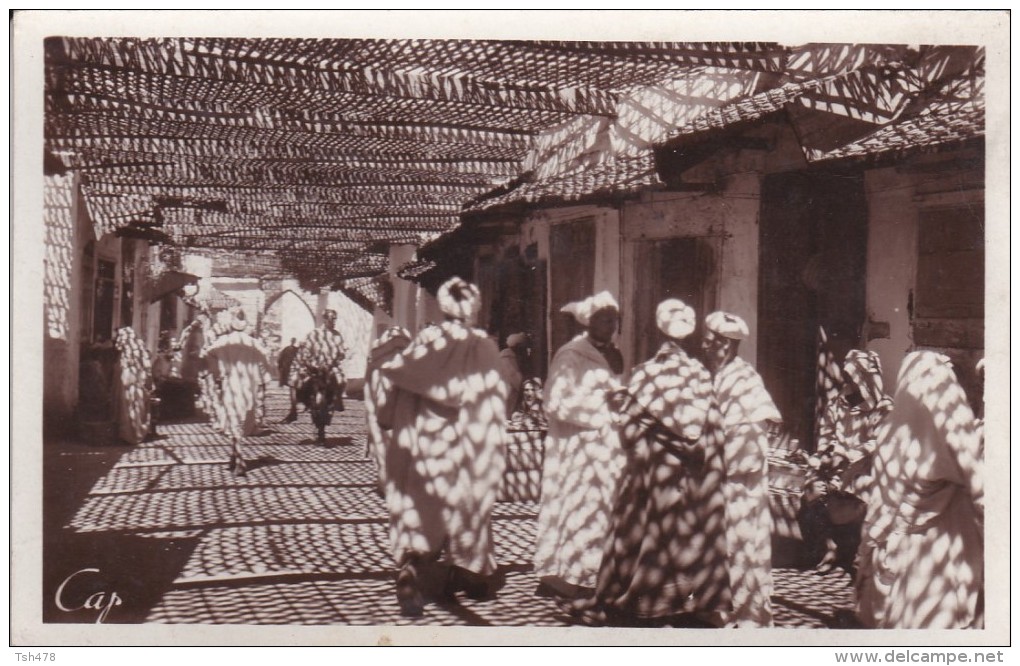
{"left": 507, "top": 378, "right": 548, "bottom": 432}
{"left": 796, "top": 349, "right": 892, "bottom": 575}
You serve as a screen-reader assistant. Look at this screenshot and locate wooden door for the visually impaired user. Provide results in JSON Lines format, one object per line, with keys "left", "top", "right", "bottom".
{"left": 758, "top": 170, "right": 868, "bottom": 449}
{"left": 548, "top": 218, "right": 596, "bottom": 360}
{"left": 631, "top": 236, "right": 719, "bottom": 364}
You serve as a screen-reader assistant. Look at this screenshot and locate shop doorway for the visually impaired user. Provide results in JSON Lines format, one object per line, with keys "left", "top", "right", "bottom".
{"left": 758, "top": 170, "right": 868, "bottom": 449}
{"left": 629, "top": 236, "right": 719, "bottom": 363}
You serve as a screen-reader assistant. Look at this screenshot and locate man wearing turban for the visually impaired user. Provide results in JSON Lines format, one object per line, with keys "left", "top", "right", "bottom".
{"left": 798, "top": 349, "right": 893, "bottom": 576}
{"left": 702, "top": 311, "right": 781, "bottom": 627}
{"left": 561, "top": 299, "right": 731, "bottom": 626}
{"left": 282, "top": 309, "right": 348, "bottom": 443}
{"left": 534, "top": 291, "right": 627, "bottom": 599}
{"left": 379, "top": 277, "right": 509, "bottom": 616}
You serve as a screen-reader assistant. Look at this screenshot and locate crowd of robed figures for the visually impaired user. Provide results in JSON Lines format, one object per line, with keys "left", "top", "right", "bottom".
{"left": 362, "top": 277, "right": 984, "bottom": 630}
{"left": 106, "top": 273, "right": 984, "bottom": 630}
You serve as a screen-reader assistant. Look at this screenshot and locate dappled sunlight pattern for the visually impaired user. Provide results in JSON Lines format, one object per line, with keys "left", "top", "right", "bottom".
{"left": 88, "top": 464, "right": 167, "bottom": 495}
{"left": 502, "top": 379, "right": 548, "bottom": 503}
{"left": 146, "top": 571, "right": 560, "bottom": 626}
{"left": 815, "top": 326, "right": 847, "bottom": 445}
{"left": 715, "top": 356, "right": 781, "bottom": 627}
{"left": 146, "top": 578, "right": 444, "bottom": 626}
{"left": 202, "top": 329, "right": 273, "bottom": 444}
{"left": 856, "top": 351, "right": 983, "bottom": 629}
{"left": 51, "top": 381, "right": 855, "bottom": 626}
{"left": 570, "top": 342, "right": 730, "bottom": 622}
{"left": 159, "top": 443, "right": 231, "bottom": 464}
{"left": 68, "top": 483, "right": 387, "bottom": 533}
{"left": 380, "top": 319, "right": 508, "bottom": 577}
{"left": 177, "top": 522, "right": 395, "bottom": 582}
{"left": 534, "top": 333, "right": 625, "bottom": 590}
{"left": 772, "top": 567, "right": 857, "bottom": 629}
{"left": 610, "top": 69, "right": 759, "bottom": 154}
{"left": 113, "top": 327, "right": 153, "bottom": 444}
{"left": 288, "top": 323, "right": 347, "bottom": 390}
{"left": 154, "top": 461, "right": 380, "bottom": 491}
{"left": 501, "top": 432, "right": 545, "bottom": 503}
{"left": 44, "top": 174, "right": 76, "bottom": 340}
{"left": 115, "top": 445, "right": 178, "bottom": 467}
{"left": 198, "top": 323, "right": 231, "bottom": 435}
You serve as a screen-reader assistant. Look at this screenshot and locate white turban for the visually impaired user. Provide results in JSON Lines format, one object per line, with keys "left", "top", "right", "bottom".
{"left": 705, "top": 311, "right": 749, "bottom": 340}
{"left": 437, "top": 277, "right": 481, "bottom": 323}
{"left": 230, "top": 310, "right": 248, "bottom": 332}
{"left": 563, "top": 291, "right": 619, "bottom": 327}
{"left": 560, "top": 300, "right": 584, "bottom": 323}
{"left": 656, "top": 299, "right": 696, "bottom": 340}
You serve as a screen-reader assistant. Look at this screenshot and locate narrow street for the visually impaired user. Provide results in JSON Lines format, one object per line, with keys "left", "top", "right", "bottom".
{"left": 43, "top": 386, "right": 857, "bottom": 628}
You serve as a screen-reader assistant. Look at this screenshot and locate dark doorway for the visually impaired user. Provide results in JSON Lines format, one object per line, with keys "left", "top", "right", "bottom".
{"left": 120, "top": 240, "right": 136, "bottom": 329}
{"left": 488, "top": 246, "right": 548, "bottom": 381}
{"left": 93, "top": 259, "right": 116, "bottom": 343}
{"left": 758, "top": 170, "right": 868, "bottom": 449}
{"left": 631, "top": 236, "right": 719, "bottom": 363}
{"left": 548, "top": 218, "right": 596, "bottom": 361}
{"left": 159, "top": 293, "right": 178, "bottom": 339}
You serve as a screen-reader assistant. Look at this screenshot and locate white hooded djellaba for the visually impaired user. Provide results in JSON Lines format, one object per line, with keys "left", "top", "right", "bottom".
{"left": 202, "top": 316, "right": 272, "bottom": 442}
{"left": 856, "top": 350, "right": 984, "bottom": 629}
{"left": 380, "top": 283, "right": 508, "bottom": 576}
{"left": 706, "top": 310, "right": 782, "bottom": 628}
{"left": 534, "top": 292, "right": 626, "bottom": 591}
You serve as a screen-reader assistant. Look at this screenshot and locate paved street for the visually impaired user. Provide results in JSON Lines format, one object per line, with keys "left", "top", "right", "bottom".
{"left": 43, "top": 386, "right": 857, "bottom": 628}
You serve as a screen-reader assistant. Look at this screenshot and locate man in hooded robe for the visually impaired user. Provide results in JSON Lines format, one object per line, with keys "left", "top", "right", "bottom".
{"left": 799, "top": 349, "right": 893, "bottom": 575}
{"left": 702, "top": 311, "right": 781, "bottom": 627}
{"left": 363, "top": 325, "right": 412, "bottom": 494}
{"left": 379, "top": 277, "right": 508, "bottom": 616}
{"left": 856, "top": 351, "right": 983, "bottom": 629}
{"left": 178, "top": 313, "right": 210, "bottom": 385}
{"left": 202, "top": 310, "right": 272, "bottom": 478}
{"left": 534, "top": 291, "right": 626, "bottom": 599}
{"left": 282, "top": 309, "right": 348, "bottom": 426}
{"left": 498, "top": 332, "right": 530, "bottom": 415}
{"left": 199, "top": 319, "right": 231, "bottom": 435}
{"left": 562, "top": 299, "right": 731, "bottom": 627}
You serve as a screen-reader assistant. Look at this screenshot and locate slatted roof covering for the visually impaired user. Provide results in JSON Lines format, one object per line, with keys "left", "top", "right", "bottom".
{"left": 665, "top": 44, "right": 985, "bottom": 160}
{"left": 45, "top": 39, "right": 982, "bottom": 293}
{"left": 44, "top": 38, "right": 786, "bottom": 289}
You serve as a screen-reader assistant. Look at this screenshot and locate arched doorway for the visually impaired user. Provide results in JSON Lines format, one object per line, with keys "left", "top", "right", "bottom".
{"left": 263, "top": 290, "right": 316, "bottom": 371}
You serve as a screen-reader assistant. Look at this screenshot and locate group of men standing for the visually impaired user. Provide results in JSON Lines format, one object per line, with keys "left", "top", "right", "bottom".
{"left": 532, "top": 293, "right": 779, "bottom": 627}
{"left": 360, "top": 277, "right": 781, "bottom": 626}
{"left": 192, "top": 276, "right": 983, "bottom": 631}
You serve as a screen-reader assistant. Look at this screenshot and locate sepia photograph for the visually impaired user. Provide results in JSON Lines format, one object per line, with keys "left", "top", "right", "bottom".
{"left": 10, "top": 9, "right": 1010, "bottom": 650}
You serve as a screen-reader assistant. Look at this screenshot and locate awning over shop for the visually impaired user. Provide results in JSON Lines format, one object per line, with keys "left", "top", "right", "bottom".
{"left": 44, "top": 38, "right": 984, "bottom": 288}
{"left": 147, "top": 270, "right": 200, "bottom": 303}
